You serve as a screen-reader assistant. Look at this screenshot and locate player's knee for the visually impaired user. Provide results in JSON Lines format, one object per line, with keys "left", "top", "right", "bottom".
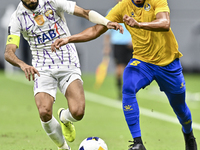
{"left": 38, "top": 107, "right": 52, "bottom": 122}
{"left": 74, "top": 111, "right": 84, "bottom": 121}
{"left": 71, "top": 107, "right": 85, "bottom": 121}
{"left": 122, "top": 80, "right": 137, "bottom": 95}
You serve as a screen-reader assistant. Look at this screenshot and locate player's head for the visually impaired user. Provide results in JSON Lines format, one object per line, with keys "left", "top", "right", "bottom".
{"left": 21, "top": 0, "right": 39, "bottom": 10}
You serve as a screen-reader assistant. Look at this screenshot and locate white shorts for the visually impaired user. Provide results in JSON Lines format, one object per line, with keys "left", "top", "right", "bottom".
{"left": 34, "top": 68, "right": 83, "bottom": 99}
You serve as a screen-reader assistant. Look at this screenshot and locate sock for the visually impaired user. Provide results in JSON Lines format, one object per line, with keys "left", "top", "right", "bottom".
{"left": 59, "top": 141, "right": 70, "bottom": 149}
{"left": 60, "top": 108, "right": 78, "bottom": 124}
{"left": 183, "top": 130, "right": 194, "bottom": 139}
{"left": 123, "top": 93, "right": 141, "bottom": 138}
{"left": 41, "top": 116, "right": 68, "bottom": 148}
{"left": 134, "top": 137, "right": 143, "bottom": 144}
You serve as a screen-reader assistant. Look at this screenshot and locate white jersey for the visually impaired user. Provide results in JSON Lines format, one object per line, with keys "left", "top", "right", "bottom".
{"left": 8, "top": 0, "right": 80, "bottom": 70}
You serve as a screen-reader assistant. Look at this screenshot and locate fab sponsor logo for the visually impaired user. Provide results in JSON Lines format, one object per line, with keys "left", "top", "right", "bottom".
{"left": 37, "top": 29, "right": 57, "bottom": 44}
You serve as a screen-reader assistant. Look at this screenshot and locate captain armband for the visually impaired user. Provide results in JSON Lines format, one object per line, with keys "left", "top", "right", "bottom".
{"left": 88, "top": 10, "right": 111, "bottom": 26}
{"left": 6, "top": 35, "right": 20, "bottom": 48}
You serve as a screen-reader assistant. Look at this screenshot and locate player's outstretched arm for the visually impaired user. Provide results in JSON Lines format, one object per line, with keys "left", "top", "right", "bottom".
{"left": 4, "top": 44, "right": 40, "bottom": 81}
{"left": 73, "top": 5, "right": 124, "bottom": 31}
{"left": 51, "top": 23, "right": 123, "bottom": 52}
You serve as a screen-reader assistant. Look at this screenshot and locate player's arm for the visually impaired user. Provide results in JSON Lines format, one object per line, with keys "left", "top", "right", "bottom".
{"left": 73, "top": 5, "right": 124, "bottom": 31}
{"left": 51, "top": 24, "right": 111, "bottom": 52}
{"left": 4, "top": 43, "right": 40, "bottom": 81}
{"left": 123, "top": 12, "right": 170, "bottom": 31}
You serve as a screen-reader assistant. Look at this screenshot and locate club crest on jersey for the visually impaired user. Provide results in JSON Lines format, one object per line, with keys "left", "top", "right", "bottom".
{"left": 45, "top": 9, "right": 54, "bottom": 20}
{"left": 131, "top": 12, "right": 135, "bottom": 17}
{"left": 144, "top": 3, "right": 151, "bottom": 11}
{"left": 34, "top": 15, "right": 45, "bottom": 26}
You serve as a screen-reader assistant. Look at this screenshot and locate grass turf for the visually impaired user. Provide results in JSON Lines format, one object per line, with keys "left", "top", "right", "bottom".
{"left": 0, "top": 71, "right": 199, "bottom": 150}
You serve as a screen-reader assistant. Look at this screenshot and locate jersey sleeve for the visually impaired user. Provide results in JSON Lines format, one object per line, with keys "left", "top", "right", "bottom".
{"left": 154, "top": 0, "right": 170, "bottom": 15}
{"left": 6, "top": 11, "right": 21, "bottom": 48}
{"left": 105, "top": 2, "right": 123, "bottom": 23}
{"left": 55, "top": 0, "right": 76, "bottom": 15}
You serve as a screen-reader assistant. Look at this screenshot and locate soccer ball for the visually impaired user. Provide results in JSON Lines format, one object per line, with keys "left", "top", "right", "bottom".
{"left": 78, "top": 137, "right": 108, "bottom": 150}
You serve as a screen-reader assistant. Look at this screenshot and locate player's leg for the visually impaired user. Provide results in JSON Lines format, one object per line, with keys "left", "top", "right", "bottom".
{"left": 122, "top": 59, "right": 152, "bottom": 150}
{"left": 35, "top": 92, "right": 70, "bottom": 150}
{"left": 165, "top": 91, "right": 192, "bottom": 133}
{"left": 34, "top": 72, "right": 70, "bottom": 150}
{"left": 58, "top": 73, "right": 85, "bottom": 142}
{"left": 155, "top": 58, "right": 197, "bottom": 150}
{"left": 164, "top": 91, "right": 197, "bottom": 150}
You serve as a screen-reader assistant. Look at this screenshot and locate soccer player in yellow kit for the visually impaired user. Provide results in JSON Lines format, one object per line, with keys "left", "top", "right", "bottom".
{"left": 51, "top": 0, "right": 198, "bottom": 149}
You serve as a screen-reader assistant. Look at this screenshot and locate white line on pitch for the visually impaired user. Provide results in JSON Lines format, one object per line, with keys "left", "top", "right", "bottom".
{"left": 84, "top": 91, "right": 200, "bottom": 131}
{"left": 6, "top": 73, "right": 200, "bottom": 131}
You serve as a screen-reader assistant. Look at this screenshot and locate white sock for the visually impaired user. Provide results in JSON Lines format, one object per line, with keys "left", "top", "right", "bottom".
{"left": 41, "top": 116, "right": 69, "bottom": 148}
{"left": 58, "top": 141, "right": 70, "bottom": 149}
{"left": 60, "top": 108, "right": 78, "bottom": 124}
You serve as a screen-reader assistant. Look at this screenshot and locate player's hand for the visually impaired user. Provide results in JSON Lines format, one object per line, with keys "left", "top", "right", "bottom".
{"left": 51, "top": 38, "right": 69, "bottom": 52}
{"left": 107, "top": 22, "right": 124, "bottom": 34}
{"left": 20, "top": 64, "right": 40, "bottom": 81}
{"left": 123, "top": 14, "right": 139, "bottom": 28}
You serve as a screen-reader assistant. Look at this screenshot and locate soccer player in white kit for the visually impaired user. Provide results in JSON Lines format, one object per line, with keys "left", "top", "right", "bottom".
{"left": 4, "top": 0, "right": 123, "bottom": 149}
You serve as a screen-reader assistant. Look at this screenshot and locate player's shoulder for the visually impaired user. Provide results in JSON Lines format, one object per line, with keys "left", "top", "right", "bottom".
{"left": 148, "top": 0, "right": 167, "bottom": 5}
{"left": 40, "top": 0, "right": 57, "bottom": 7}
{"left": 13, "top": 2, "right": 28, "bottom": 17}
{"left": 8, "top": 9, "right": 21, "bottom": 29}
{"left": 9, "top": 9, "right": 19, "bottom": 23}
{"left": 110, "top": 0, "right": 128, "bottom": 12}
{"left": 118, "top": 0, "right": 129, "bottom": 7}
{"left": 44, "top": 0, "right": 69, "bottom": 9}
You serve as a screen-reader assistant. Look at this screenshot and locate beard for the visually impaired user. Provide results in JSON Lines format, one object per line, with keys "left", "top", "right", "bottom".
{"left": 21, "top": 0, "right": 39, "bottom": 10}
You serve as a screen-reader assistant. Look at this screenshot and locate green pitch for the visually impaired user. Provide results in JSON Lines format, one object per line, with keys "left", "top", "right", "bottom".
{"left": 0, "top": 71, "right": 199, "bottom": 150}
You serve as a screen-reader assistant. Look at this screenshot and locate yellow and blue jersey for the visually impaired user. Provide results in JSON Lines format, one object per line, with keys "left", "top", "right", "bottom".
{"left": 106, "top": 0, "right": 182, "bottom": 66}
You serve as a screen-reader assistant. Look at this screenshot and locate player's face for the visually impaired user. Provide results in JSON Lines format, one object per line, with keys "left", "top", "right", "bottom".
{"left": 21, "top": 0, "right": 39, "bottom": 10}
{"left": 133, "top": 0, "right": 145, "bottom": 6}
